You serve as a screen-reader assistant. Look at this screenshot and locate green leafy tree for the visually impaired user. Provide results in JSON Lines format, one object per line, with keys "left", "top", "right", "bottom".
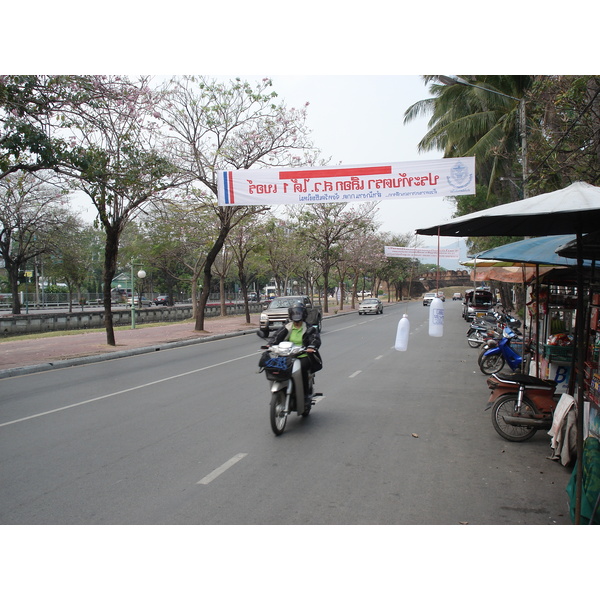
{"left": 62, "top": 76, "right": 182, "bottom": 345}
{"left": 45, "top": 221, "right": 98, "bottom": 311}
{"left": 525, "top": 75, "right": 600, "bottom": 192}
{"left": 404, "top": 75, "right": 532, "bottom": 205}
{"left": 0, "top": 172, "right": 72, "bottom": 313}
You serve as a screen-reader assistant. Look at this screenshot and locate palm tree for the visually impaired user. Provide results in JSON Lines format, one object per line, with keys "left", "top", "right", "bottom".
{"left": 404, "top": 75, "right": 532, "bottom": 204}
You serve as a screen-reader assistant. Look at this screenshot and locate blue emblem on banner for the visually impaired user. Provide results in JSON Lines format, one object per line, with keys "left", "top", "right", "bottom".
{"left": 447, "top": 161, "right": 473, "bottom": 190}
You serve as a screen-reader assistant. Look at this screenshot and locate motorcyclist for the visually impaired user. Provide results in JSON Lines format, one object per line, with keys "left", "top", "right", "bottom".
{"left": 268, "top": 301, "right": 322, "bottom": 408}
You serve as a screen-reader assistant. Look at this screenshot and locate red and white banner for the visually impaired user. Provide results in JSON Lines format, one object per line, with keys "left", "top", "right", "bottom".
{"left": 384, "top": 246, "right": 460, "bottom": 260}
{"left": 218, "top": 157, "right": 475, "bottom": 206}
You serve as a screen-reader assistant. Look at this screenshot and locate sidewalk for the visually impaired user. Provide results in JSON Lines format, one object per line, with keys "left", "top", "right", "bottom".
{"left": 0, "top": 309, "right": 357, "bottom": 378}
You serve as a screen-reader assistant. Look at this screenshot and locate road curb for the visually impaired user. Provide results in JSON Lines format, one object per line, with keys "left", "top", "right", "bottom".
{"left": 0, "top": 310, "right": 356, "bottom": 379}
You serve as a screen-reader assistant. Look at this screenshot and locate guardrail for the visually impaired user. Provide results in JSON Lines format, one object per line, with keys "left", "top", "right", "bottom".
{"left": 0, "top": 303, "right": 262, "bottom": 336}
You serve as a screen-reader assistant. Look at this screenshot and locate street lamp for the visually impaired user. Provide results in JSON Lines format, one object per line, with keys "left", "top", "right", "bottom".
{"left": 130, "top": 264, "right": 146, "bottom": 329}
{"left": 438, "top": 75, "right": 528, "bottom": 198}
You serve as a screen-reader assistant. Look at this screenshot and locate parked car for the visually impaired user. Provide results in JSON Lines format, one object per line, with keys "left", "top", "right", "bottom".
{"left": 453, "top": 293, "right": 462, "bottom": 301}
{"left": 153, "top": 294, "right": 172, "bottom": 306}
{"left": 423, "top": 292, "right": 437, "bottom": 306}
{"left": 260, "top": 295, "right": 322, "bottom": 331}
{"left": 358, "top": 298, "right": 383, "bottom": 315}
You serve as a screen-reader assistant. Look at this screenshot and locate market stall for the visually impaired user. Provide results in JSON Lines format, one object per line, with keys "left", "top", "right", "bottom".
{"left": 416, "top": 181, "right": 600, "bottom": 524}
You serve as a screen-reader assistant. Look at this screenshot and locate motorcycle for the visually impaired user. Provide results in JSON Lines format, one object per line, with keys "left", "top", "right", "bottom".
{"left": 485, "top": 372, "right": 559, "bottom": 441}
{"left": 478, "top": 326, "right": 527, "bottom": 375}
{"left": 257, "top": 334, "right": 321, "bottom": 435}
{"left": 467, "top": 311, "right": 521, "bottom": 348}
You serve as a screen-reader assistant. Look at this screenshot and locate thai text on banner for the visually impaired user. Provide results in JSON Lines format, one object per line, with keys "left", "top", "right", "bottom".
{"left": 218, "top": 157, "right": 475, "bottom": 206}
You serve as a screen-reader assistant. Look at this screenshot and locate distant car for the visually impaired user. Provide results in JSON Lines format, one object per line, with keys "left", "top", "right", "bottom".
{"left": 437, "top": 291, "right": 445, "bottom": 302}
{"left": 128, "top": 296, "right": 152, "bottom": 307}
{"left": 358, "top": 298, "right": 383, "bottom": 315}
{"left": 423, "top": 292, "right": 437, "bottom": 306}
{"left": 453, "top": 293, "right": 462, "bottom": 301}
{"left": 153, "top": 295, "right": 172, "bottom": 306}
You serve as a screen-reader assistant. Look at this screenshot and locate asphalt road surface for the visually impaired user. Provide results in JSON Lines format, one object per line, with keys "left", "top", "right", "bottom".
{"left": 0, "top": 299, "right": 573, "bottom": 525}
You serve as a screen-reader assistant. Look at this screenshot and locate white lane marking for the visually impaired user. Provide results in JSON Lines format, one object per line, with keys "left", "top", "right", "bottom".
{"left": 197, "top": 453, "right": 247, "bottom": 485}
{"left": 349, "top": 370, "right": 362, "bottom": 378}
{"left": 325, "top": 323, "right": 360, "bottom": 333}
{"left": 0, "top": 352, "right": 259, "bottom": 428}
{"left": 375, "top": 355, "right": 383, "bottom": 360}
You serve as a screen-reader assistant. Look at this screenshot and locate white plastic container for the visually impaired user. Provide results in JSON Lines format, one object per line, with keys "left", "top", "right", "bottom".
{"left": 428, "top": 297, "right": 444, "bottom": 337}
{"left": 394, "top": 314, "right": 410, "bottom": 351}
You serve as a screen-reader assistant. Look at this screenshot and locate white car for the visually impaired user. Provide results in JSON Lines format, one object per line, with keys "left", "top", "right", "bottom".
{"left": 423, "top": 293, "right": 437, "bottom": 306}
{"left": 358, "top": 298, "right": 383, "bottom": 314}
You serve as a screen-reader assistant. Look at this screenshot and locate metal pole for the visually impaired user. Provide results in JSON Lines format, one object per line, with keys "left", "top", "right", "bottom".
{"left": 131, "top": 263, "right": 135, "bottom": 329}
{"left": 520, "top": 98, "right": 528, "bottom": 199}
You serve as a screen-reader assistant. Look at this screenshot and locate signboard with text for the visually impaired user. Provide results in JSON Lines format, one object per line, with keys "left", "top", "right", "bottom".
{"left": 218, "top": 157, "right": 475, "bottom": 206}
{"left": 384, "top": 246, "right": 460, "bottom": 260}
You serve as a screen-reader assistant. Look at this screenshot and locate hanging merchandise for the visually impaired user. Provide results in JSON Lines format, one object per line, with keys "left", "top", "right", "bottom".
{"left": 429, "top": 297, "right": 444, "bottom": 337}
{"left": 395, "top": 314, "right": 410, "bottom": 351}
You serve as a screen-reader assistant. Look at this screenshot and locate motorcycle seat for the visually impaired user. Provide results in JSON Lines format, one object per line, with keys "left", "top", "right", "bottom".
{"left": 491, "top": 373, "right": 556, "bottom": 389}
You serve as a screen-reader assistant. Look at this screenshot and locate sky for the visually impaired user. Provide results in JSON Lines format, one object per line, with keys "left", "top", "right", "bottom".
{"left": 265, "top": 74, "right": 460, "bottom": 243}
{"left": 9, "top": 3, "right": 596, "bottom": 272}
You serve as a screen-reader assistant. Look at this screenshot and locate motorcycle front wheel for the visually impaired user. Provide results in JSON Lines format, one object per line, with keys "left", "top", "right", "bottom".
{"left": 270, "top": 389, "right": 288, "bottom": 436}
{"left": 491, "top": 394, "right": 538, "bottom": 442}
{"left": 480, "top": 353, "right": 505, "bottom": 375}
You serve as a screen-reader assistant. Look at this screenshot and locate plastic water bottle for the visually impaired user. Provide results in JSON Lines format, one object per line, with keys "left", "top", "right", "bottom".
{"left": 429, "top": 297, "right": 444, "bottom": 337}
{"left": 395, "top": 314, "right": 410, "bottom": 351}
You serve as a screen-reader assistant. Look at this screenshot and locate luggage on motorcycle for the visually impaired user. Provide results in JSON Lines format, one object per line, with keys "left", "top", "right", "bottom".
{"left": 258, "top": 351, "right": 294, "bottom": 381}
{"left": 305, "top": 307, "right": 320, "bottom": 327}
{"left": 308, "top": 349, "right": 323, "bottom": 373}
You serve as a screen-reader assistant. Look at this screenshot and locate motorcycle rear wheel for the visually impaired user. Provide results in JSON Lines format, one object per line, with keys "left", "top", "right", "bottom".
{"left": 468, "top": 330, "right": 484, "bottom": 348}
{"left": 491, "top": 394, "right": 538, "bottom": 442}
{"left": 480, "top": 353, "right": 505, "bottom": 375}
{"left": 270, "top": 389, "right": 288, "bottom": 436}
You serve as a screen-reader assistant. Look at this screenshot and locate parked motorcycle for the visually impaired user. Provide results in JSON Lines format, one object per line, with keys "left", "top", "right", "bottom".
{"left": 478, "top": 326, "right": 527, "bottom": 375}
{"left": 257, "top": 335, "right": 321, "bottom": 435}
{"left": 485, "top": 372, "right": 559, "bottom": 441}
{"left": 467, "top": 310, "right": 521, "bottom": 348}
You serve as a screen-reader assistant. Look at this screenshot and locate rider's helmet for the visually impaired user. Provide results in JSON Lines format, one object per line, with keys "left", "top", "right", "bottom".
{"left": 288, "top": 301, "right": 308, "bottom": 322}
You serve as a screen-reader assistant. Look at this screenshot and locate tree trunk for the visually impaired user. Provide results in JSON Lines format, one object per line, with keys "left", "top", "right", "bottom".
{"left": 195, "top": 224, "right": 230, "bottom": 332}
{"left": 219, "top": 275, "right": 226, "bottom": 317}
{"left": 7, "top": 261, "right": 21, "bottom": 315}
{"left": 102, "top": 228, "right": 120, "bottom": 346}
{"left": 239, "top": 270, "right": 251, "bottom": 324}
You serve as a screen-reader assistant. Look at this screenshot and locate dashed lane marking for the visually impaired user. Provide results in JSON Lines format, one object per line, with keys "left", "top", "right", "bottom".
{"left": 197, "top": 453, "right": 248, "bottom": 485}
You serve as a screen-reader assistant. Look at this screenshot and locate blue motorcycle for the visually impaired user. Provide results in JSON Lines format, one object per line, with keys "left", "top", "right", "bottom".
{"left": 479, "top": 327, "right": 525, "bottom": 375}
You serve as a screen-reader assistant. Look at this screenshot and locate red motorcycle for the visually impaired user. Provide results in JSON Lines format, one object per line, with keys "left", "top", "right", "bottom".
{"left": 486, "top": 372, "right": 559, "bottom": 442}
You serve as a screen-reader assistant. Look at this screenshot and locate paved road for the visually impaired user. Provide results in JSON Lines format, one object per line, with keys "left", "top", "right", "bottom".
{"left": 0, "top": 299, "right": 572, "bottom": 524}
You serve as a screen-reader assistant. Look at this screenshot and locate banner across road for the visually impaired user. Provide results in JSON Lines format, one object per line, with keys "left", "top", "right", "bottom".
{"left": 218, "top": 157, "right": 475, "bottom": 206}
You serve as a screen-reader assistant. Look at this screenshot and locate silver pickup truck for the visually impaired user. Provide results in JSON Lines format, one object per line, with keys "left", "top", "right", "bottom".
{"left": 259, "top": 295, "right": 323, "bottom": 332}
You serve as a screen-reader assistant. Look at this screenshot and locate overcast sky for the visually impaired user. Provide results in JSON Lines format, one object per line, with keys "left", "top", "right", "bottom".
{"left": 8, "top": 3, "right": 594, "bottom": 266}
